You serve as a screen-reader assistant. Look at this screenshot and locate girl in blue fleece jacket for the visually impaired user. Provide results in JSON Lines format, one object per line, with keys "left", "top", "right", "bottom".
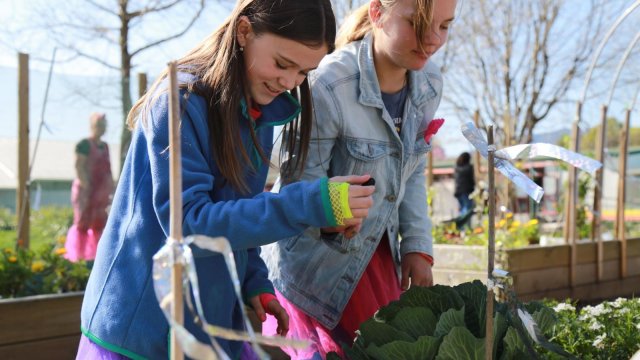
{"left": 76, "top": 1, "right": 375, "bottom": 359}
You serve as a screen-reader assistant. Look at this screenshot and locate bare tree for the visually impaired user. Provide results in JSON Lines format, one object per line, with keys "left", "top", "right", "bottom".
{"left": 439, "top": 0, "right": 621, "bottom": 146}
{"left": 331, "top": 0, "right": 368, "bottom": 25}
{"left": 8, "top": 0, "right": 208, "bottom": 170}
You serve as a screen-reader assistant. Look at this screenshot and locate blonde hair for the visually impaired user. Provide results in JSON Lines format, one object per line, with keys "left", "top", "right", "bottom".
{"left": 336, "top": 0, "right": 434, "bottom": 52}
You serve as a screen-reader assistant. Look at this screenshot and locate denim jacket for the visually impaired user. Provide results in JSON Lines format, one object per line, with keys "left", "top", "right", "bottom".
{"left": 261, "top": 33, "right": 442, "bottom": 329}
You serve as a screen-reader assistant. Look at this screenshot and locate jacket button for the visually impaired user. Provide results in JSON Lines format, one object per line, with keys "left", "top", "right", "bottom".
{"left": 386, "top": 195, "right": 397, "bottom": 202}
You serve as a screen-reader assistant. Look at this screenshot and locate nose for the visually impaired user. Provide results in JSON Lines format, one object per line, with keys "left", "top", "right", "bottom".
{"left": 278, "top": 71, "right": 298, "bottom": 91}
{"left": 423, "top": 26, "right": 443, "bottom": 47}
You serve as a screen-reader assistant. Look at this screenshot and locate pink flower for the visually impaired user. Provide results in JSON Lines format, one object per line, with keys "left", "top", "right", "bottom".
{"left": 424, "top": 118, "right": 445, "bottom": 144}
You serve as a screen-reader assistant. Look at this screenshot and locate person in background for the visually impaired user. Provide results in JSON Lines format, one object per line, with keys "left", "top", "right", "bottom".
{"left": 454, "top": 151, "right": 475, "bottom": 216}
{"left": 76, "top": 1, "right": 375, "bottom": 359}
{"left": 65, "top": 112, "right": 113, "bottom": 262}
{"left": 261, "top": 0, "right": 458, "bottom": 358}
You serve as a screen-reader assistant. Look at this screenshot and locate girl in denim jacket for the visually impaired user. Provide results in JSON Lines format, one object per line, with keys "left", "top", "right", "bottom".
{"left": 76, "top": 1, "right": 376, "bottom": 359}
{"left": 262, "top": 0, "right": 457, "bottom": 358}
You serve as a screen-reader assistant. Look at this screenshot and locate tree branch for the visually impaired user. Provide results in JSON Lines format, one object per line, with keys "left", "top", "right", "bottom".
{"left": 130, "top": 0, "right": 205, "bottom": 57}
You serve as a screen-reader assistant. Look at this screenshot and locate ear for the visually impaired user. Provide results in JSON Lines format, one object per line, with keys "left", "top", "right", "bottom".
{"left": 236, "top": 15, "right": 253, "bottom": 48}
{"left": 369, "top": 0, "right": 383, "bottom": 28}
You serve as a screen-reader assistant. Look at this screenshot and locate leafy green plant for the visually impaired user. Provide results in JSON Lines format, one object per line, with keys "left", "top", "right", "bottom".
{"left": 329, "top": 281, "right": 572, "bottom": 360}
{"left": 0, "top": 240, "right": 89, "bottom": 298}
{"left": 547, "top": 298, "right": 640, "bottom": 359}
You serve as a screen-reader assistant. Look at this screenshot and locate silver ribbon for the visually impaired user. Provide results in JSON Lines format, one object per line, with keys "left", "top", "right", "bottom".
{"left": 461, "top": 122, "right": 603, "bottom": 203}
{"left": 497, "top": 143, "right": 602, "bottom": 174}
{"left": 153, "top": 235, "right": 310, "bottom": 360}
{"left": 461, "top": 122, "right": 544, "bottom": 203}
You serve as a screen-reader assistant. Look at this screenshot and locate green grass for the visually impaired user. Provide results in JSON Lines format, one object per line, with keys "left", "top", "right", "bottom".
{"left": 0, "top": 206, "right": 73, "bottom": 251}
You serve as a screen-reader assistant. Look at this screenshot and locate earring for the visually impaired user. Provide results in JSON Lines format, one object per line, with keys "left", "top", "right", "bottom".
{"left": 240, "top": 46, "right": 244, "bottom": 52}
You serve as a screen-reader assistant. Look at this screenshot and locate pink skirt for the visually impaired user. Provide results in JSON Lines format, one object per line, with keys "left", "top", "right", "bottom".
{"left": 64, "top": 225, "right": 100, "bottom": 261}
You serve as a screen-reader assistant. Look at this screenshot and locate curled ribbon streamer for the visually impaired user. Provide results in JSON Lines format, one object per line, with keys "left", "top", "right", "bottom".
{"left": 461, "top": 122, "right": 544, "bottom": 203}
{"left": 152, "top": 236, "right": 311, "bottom": 360}
{"left": 153, "top": 240, "right": 224, "bottom": 359}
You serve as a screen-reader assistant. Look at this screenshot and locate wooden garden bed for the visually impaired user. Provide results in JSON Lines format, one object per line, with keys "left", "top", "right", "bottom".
{"left": 0, "top": 291, "right": 83, "bottom": 360}
{"left": 433, "top": 238, "right": 640, "bottom": 302}
{"left": 504, "top": 237, "right": 640, "bottom": 301}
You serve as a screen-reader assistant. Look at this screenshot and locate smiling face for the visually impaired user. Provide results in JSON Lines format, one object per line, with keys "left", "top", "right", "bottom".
{"left": 372, "top": 0, "right": 457, "bottom": 72}
{"left": 236, "top": 17, "right": 328, "bottom": 106}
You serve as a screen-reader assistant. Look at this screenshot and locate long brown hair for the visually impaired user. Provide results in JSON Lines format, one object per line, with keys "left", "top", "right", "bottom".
{"left": 128, "top": 0, "right": 336, "bottom": 193}
{"left": 336, "top": 0, "right": 433, "bottom": 51}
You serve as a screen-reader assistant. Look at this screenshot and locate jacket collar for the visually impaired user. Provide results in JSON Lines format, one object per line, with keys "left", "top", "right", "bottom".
{"left": 357, "top": 33, "right": 438, "bottom": 109}
{"left": 240, "top": 92, "right": 301, "bottom": 129}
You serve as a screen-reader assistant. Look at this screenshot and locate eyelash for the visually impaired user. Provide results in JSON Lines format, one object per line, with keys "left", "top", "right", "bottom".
{"left": 277, "top": 61, "right": 308, "bottom": 76}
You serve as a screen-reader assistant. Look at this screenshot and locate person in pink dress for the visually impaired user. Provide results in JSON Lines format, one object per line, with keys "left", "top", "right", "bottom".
{"left": 65, "top": 112, "right": 114, "bottom": 262}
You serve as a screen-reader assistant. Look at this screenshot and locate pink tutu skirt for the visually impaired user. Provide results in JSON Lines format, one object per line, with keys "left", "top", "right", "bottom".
{"left": 64, "top": 225, "right": 100, "bottom": 261}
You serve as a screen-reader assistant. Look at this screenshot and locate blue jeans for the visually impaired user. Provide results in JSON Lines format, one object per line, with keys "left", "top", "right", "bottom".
{"left": 456, "top": 194, "right": 474, "bottom": 216}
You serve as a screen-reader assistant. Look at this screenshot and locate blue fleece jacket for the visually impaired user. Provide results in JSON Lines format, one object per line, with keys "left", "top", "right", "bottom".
{"left": 80, "top": 76, "right": 336, "bottom": 359}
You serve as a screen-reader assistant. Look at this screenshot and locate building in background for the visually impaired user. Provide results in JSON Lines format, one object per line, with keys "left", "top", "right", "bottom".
{"left": 0, "top": 138, "right": 119, "bottom": 212}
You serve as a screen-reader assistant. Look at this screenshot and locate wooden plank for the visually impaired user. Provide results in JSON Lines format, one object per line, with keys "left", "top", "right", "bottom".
{"left": 0, "top": 292, "right": 82, "bottom": 345}
{"left": 626, "top": 238, "right": 640, "bottom": 257}
{"left": 512, "top": 257, "right": 637, "bottom": 294}
{"left": 512, "top": 267, "right": 570, "bottom": 295}
{"left": 627, "top": 256, "right": 640, "bottom": 277}
{"left": 517, "top": 275, "right": 640, "bottom": 302}
{"left": 506, "top": 245, "right": 569, "bottom": 272}
{"left": 0, "top": 334, "right": 79, "bottom": 360}
{"left": 505, "top": 239, "right": 640, "bottom": 272}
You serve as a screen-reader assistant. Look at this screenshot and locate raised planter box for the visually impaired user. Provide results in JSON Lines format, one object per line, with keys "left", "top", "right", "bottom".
{"left": 432, "top": 238, "right": 640, "bottom": 302}
{"left": 0, "top": 291, "right": 83, "bottom": 360}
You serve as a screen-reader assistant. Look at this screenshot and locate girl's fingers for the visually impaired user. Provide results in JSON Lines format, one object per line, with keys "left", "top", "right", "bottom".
{"left": 349, "top": 196, "right": 373, "bottom": 211}
{"left": 329, "top": 174, "right": 371, "bottom": 185}
{"left": 349, "top": 208, "right": 369, "bottom": 219}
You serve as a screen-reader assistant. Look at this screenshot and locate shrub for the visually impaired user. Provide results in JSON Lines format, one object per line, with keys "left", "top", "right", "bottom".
{"left": 547, "top": 298, "right": 640, "bottom": 359}
{"left": 0, "top": 239, "right": 89, "bottom": 298}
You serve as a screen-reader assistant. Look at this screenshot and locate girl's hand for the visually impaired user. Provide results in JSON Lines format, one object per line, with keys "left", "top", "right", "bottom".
{"left": 328, "top": 175, "right": 375, "bottom": 231}
{"left": 249, "top": 294, "right": 289, "bottom": 336}
{"left": 401, "top": 253, "right": 434, "bottom": 290}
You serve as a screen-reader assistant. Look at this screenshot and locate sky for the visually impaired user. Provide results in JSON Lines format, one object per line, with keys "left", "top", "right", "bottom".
{"left": 0, "top": 0, "right": 638, "bottom": 164}
{"left": 0, "top": 0, "right": 230, "bottom": 150}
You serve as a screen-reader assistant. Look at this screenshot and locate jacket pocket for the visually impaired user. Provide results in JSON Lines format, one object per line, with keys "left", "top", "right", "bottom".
{"left": 344, "top": 137, "right": 391, "bottom": 175}
{"left": 412, "top": 138, "right": 431, "bottom": 155}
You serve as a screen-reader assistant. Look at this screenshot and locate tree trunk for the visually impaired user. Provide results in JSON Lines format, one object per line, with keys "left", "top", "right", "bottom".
{"left": 118, "top": 0, "right": 132, "bottom": 173}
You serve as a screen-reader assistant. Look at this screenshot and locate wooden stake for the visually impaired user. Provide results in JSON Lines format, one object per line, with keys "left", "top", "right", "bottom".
{"left": 616, "top": 109, "right": 630, "bottom": 278}
{"left": 17, "top": 53, "right": 30, "bottom": 249}
{"left": 485, "top": 125, "right": 495, "bottom": 360}
{"left": 168, "top": 62, "right": 184, "bottom": 360}
{"left": 592, "top": 105, "right": 607, "bottom": 281}
{"left": 566, "top": 102, "right": 581, "bottom": 288}
{"left": 474, "top": 110, "right": 482, "bottom": 177}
